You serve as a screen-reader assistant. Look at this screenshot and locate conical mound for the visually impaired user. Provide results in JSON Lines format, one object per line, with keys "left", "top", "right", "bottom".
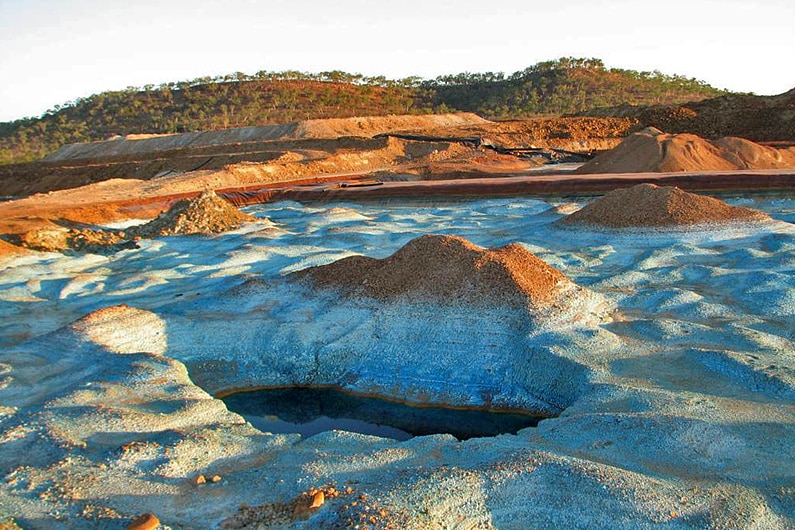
{"left": 561, "top": 183, "right": 769, "bottom": 228}
{"left": 129, "top": 190, "right": 255, "bottom": 237}
{"left": 576, "top": 128, "right": 795, "bottom": 174}
{"left": 292, "top": 234, "right": 570, "bottom": 308}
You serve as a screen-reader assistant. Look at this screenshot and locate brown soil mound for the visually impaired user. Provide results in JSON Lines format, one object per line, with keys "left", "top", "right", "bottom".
{"left": 129, "top": 190, "right": 255, "bottom": 237}
{"left": 293, "top": 234, "right": 570, "bottom": 308}
{"left": 576, "top": 128, "right": 795, "bottom": 174}
{"left": 561, "top": 183, "right": 770, "bottom": 228}
{"left": 8, "top": 224, "right": 130, "bottom": 254}
{"left": 711, "top": 136, "right": 795, "bottom": 168}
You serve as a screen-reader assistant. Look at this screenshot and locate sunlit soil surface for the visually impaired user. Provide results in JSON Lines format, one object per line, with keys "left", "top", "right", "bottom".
{"left": 1, "top": 192, "right": 794, "bottom": 528}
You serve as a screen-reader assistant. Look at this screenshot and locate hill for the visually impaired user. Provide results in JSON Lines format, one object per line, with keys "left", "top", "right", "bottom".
{"left": 0, "top": 58, "right": 727, "bottom": 165}
{"left": 577, "top": 87, "right": 795, "bottom": 142}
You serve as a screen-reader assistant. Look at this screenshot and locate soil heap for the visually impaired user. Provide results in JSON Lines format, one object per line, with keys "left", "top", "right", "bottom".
{"left": 576, "top": 128, "right": 795, "bottom": 174}
{"left": 293, "top": 234, "right": 570, "bottom": 308}
{"left": 129, "top": 190, "right": 255, "bottom": 237}
{"left": 14, "top": 226, "right": 132, "bottom": 253}
{"left": 561, "top": 183, "right": 770, "bottom": 228}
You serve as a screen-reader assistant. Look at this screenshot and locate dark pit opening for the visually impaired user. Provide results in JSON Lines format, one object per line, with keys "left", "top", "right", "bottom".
{"left": 221, "top": 386, "right": 546, "bottom": 441}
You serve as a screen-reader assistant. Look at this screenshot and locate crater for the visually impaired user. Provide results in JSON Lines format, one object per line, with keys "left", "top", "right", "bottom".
{"left": 221, "top": 386, "right": 548, "bottom": 441}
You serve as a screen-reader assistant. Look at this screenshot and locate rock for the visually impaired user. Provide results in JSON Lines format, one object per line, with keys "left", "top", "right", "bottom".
{"left": 310, "top": 490, "right": 325, "bottom": 508}
{"left": 292, "top": 234, "right": 571, "bottom": 308}
{"left": 195, "top": 474, "right": 207, "bottom": 485}
{"left": 128, "top": 190, "right": 256, "bottom": 237}
{"left": 67, "top": 228, "right": 136, "bottom": 253}
{"left": 16, "top": 226, "right": 70, "bottom": 252}
{"left": 13, "top": 225, "right": 134, "bottom": 254}
{"left": 560, "top": 183, "right": 770, "bottom": 228}
{"left": 211, "top": 475, "right": 222, "bottom": 483}
{"left": 127, "top": 513, "right": 160, "bottom": 530}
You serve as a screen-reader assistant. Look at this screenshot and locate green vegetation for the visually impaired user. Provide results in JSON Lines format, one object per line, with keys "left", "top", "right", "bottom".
{"left": 0, "top": 58, "right": 727, "bottom": 165}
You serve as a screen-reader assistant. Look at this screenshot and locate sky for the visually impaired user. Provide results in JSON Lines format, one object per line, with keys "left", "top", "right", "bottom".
{"left": 0, "top": 0, "right": 793, "bottom": 122}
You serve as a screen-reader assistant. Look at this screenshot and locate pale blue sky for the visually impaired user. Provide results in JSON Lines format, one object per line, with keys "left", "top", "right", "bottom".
{"left": 0, "top": 0, "right": 793, "bottom": 122}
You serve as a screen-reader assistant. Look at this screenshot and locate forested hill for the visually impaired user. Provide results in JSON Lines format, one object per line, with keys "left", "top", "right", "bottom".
{"left": 0, "top": 57, "right": 727, "bottom": 164}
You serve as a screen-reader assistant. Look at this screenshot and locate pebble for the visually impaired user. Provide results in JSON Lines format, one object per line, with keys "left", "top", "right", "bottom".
{"left": 195, "top": 474, "right": 207, "bottom": 485}
{"left": 127, "top": 513, "right": 160, "bottom": 530}
{"left": 310, "top": 491, "right": 325, "bottom": 508}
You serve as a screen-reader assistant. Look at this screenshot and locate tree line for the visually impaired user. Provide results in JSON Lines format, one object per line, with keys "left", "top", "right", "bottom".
{"left": 0, "top": 58, "right": 727, "bottom": 165}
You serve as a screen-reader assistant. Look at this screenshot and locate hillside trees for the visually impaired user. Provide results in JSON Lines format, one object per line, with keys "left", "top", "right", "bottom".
{"left": 0, "top": 58, "right": 727, "bottom": 165}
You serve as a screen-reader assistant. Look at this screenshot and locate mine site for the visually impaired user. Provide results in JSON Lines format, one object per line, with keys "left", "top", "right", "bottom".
{"left": 0, "top": 40, "right": 794, "bottom": 530}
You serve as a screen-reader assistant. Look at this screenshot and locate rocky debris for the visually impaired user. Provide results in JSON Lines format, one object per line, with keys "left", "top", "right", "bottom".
{"left": 67, "top": 228, "right": 137, "bottom": 253}
{"left": 293, "top": 234, "right": 571, "bottom": 308}
{"left": 9, "top": 190, "right": 257, "bottom": 254}
{"left": 309, "top": 490, "right": 325, "bottom": 508}
{"left": 561, "top": 183, "right": 770, "bottom": 228}
{"left": 128, "top": 190, "right": 256, "bottom": 237}
{"left": 575, "top": 127, "right": 795, "bottom": 174}
{"left": 194, "top": 473, "right": 222, "bottom": 485}
{"left": 126, "top": 513, "right": 160, "bottom": 530}
{"left": 14, "top": 226, "right": 69, "bottom": 252}
{"left": 11, "top": 225, "right": 135, "bottom": 254}
{"left": 220, "top": 486, "right": 350, "bottom": 529}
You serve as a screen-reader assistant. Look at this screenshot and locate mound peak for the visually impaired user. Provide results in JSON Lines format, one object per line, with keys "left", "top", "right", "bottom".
{"left": 129, "top": 190, "right": 255, "bottom": 237}
{"left": 293, "top": 234, "right": 570, "bottom": 308}
{"left": 576, "top": 129, "right": 795, "bottom": 174}
{"left": 68, "top": 304, "right": 167, "bottom": 355}
{"left": 561, "top": 183, "right": 770, "bottom": 228}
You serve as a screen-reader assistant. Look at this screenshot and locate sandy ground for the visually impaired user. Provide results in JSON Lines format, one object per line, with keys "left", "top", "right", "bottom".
{"left": 1, "top": 117, "right": 795, "bottom": 528}
{"left": 0, "top": 196, "right": 793, "bottom": 528}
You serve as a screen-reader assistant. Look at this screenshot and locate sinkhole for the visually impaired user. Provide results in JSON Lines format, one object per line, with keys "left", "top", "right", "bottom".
{"left": 221, "top": 386, "right": 548, "bottom": 441}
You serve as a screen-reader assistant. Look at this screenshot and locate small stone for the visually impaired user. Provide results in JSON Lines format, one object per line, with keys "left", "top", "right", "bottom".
{"left": 210, "top": 475, "right": 222, "bottom": 483}
{"left": 310, "top": 491, "right": 325, "bottom": 509}
{"left": 195, "top": 475, "right": 207, "bottom": 485}
{"left": 127, "top": 513, "right": 160, "bottom": 530}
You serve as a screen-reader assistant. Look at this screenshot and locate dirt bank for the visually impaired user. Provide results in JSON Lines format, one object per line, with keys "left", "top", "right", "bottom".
{"left": 0, "top": 115, "right": 633, "bottom": 198}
